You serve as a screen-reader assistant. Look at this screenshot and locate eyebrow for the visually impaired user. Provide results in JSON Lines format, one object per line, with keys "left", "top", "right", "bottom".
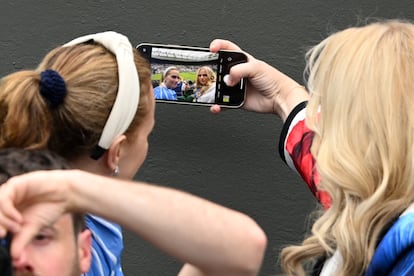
{"left": 38, "top": 225, "right": 58, "bottom": 235}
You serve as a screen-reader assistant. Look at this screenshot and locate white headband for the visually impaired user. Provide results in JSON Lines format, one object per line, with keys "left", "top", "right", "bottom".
{"left": 63, "top": 31, "right": 140, "bottom": 159}
{"left": 163, "top": 66, "right": 178, "bottom": 79}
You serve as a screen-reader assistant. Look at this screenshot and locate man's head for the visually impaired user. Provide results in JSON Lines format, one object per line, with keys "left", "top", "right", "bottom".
{"left": 0, "top": 148, "right": 91, "bottom": 276}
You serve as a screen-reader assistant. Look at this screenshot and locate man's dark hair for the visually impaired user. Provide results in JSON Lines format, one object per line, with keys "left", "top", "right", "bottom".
{"left": 0, "top": 148, "right": 85, "bottom": 276}
{"left": 0, "top": 147, "right": 68, "bottom": 180}
{"left": 0, "top": 148, "right": 85, "bottom": 233}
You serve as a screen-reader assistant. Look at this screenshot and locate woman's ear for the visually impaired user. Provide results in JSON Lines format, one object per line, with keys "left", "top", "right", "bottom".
{"left": 106, "top": 135, "right": 127, "bottom": 172}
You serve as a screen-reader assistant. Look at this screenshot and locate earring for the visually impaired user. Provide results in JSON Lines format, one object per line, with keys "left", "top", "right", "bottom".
{"left": 112, "top": 165, "right": 120, "bottom": 177}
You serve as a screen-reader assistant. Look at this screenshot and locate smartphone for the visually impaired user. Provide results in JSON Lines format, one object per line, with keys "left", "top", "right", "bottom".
{"left": 0, "top": 234, "right": 12, "bottom": 276}
{"left": 136, "top": 43, "right": 247, "bottom": 108}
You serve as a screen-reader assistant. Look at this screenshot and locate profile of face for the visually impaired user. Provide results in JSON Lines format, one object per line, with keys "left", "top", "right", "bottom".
{"left": 163, "top": 68, "right": 180, "bottom": 89}
{"left": 13, "top": 214, "right": 91, "bottom": 276}
{"left": 118, "top": 91, "right": 155, "bottom": 179}
{"left": 101, "top": 49, "right": 155, "bottom": 180}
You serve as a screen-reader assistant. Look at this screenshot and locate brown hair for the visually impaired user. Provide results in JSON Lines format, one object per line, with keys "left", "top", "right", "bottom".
{"left": 0, "top": 42, "right": 152, "bottom": 160}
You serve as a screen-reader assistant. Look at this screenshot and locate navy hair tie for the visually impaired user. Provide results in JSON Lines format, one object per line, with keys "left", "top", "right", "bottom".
{"left": 39, "top": 69, "right": 67, "bottom": 108}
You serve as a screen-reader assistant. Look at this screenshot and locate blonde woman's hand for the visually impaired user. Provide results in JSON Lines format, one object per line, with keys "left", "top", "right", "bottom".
{"left": 209, "top": 39, "right": 309, "bottom": 121}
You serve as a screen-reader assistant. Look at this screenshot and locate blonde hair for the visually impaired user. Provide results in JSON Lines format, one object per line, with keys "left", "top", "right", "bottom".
{"left": 0, "top": 42, "right": 152, "bottom": 159}
{"left": 195, "top": 66, "right": 216, "bottom": 96}
{"left": 281, "top": 19, "right": 414, "bottom": 275}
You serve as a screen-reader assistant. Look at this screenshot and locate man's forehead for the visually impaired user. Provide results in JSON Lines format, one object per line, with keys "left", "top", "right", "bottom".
{"left": 42, "top": 214, "right": 75, "bottom": 235}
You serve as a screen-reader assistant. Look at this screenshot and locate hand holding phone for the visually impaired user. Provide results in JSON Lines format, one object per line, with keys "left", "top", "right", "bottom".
{"left": 137, "top": 43, "right": 247, "bottom": 108}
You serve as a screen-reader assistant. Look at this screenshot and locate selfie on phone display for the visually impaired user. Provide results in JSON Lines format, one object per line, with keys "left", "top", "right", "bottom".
{"left": 137, "top": 43, "right": 247, "bottom": 107}
{"left": 152, "top": 63, "right": 218, "bottom": 104}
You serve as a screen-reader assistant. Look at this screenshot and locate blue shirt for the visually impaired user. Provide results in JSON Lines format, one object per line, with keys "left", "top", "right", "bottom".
{"left": 83, "top": 215, "right": 124, "bottom": 276}
{"left": 154, "top": 86, "right": 177, "bottom": 100}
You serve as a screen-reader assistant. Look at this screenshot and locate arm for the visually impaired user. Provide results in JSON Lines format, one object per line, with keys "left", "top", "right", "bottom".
{"left": 209, "top": 39, "right": 309, "bottom": 122}
{"left": 0, "top": 170, "right": 266, "bottom": 276}
{"left": 209, "top": 39, "right": 331, "bottom": 209}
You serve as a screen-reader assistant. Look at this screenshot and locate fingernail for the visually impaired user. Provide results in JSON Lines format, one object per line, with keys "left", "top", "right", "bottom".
{"left": 223, "top": 74, "right": 231, "bottom": 85}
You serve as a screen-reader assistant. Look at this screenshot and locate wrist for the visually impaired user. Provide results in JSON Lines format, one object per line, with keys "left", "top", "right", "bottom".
{"left": 67, "top": 170, "right": 91, "bottom": 213}
{"left": 274, "top": 83, "right": 309, "bottom": 122}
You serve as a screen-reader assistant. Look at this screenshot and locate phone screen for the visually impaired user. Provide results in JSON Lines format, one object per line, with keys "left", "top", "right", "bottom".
{"left": 137, "top": 43, "right": 247, "bottom": 108}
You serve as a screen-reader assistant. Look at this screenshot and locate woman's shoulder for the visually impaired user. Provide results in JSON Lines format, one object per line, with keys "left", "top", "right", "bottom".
{"left": 85, "top": 215, "right": 124, "bottom": 275}
{"left": 208, "top": 83, "right": 216, "bottom": 91}
{"left": 365, "top": 206, "right": 414, "bottom": 275}
{"left": 86, "top": 214, "right": 123, "bottom": 235}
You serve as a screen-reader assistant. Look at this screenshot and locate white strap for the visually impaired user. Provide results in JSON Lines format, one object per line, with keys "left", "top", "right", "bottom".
{"left": 320, "top": 250, "right": 342, "bottom": 276}
{"left": 401, "top": 202, "right": 414, "bottom": 216}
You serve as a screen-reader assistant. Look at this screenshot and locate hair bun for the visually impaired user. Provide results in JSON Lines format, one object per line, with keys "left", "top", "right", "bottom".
{"left": 39, "top": 69, "right": 67, "bottom": 108}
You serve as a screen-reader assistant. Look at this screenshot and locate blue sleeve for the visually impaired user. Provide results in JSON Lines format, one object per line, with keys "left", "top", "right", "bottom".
{"left": 83, "top": 214, "right": 124, "bottom": 276}
{"left": 366, "top": 213, "right": 414, "bottom": 276}
{"left": 389, "top": 250, "right": 414, "bottom": 276}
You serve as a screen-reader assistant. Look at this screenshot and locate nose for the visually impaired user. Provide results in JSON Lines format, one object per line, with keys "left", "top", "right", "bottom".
{"left": 13, "top": 251, "right": 34, "bottom": 273}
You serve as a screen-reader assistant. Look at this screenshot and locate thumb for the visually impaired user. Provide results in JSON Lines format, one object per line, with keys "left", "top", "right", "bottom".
{"left": 10, "top": 204, "right": 64, "bottom": 259}
{"left": 210, "top": 104, "right": 222, "bottom": 114}
{"left": 10, "top": 222, "right": 40, "bottom": 259}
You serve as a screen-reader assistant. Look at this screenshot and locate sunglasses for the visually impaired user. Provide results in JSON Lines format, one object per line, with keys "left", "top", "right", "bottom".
{"left": 198, "top": 74, "right": 208, "bottom": 77}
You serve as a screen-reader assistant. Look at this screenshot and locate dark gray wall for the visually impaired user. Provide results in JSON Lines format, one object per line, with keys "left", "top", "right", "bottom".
{"left": 1, "top": 1, "right": 413, "bottom": 275}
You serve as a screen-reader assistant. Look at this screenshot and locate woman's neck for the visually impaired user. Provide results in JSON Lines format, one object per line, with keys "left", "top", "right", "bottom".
{"left": 69, "top": 154, "right": 112, "bottom": 176}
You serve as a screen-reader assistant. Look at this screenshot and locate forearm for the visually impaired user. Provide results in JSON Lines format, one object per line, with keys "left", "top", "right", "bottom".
{"left": 69, "top": 171, "right": 266, "bottom": 275}
{"left": 269, "top": 67, "right": 309, "bottom": 122}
